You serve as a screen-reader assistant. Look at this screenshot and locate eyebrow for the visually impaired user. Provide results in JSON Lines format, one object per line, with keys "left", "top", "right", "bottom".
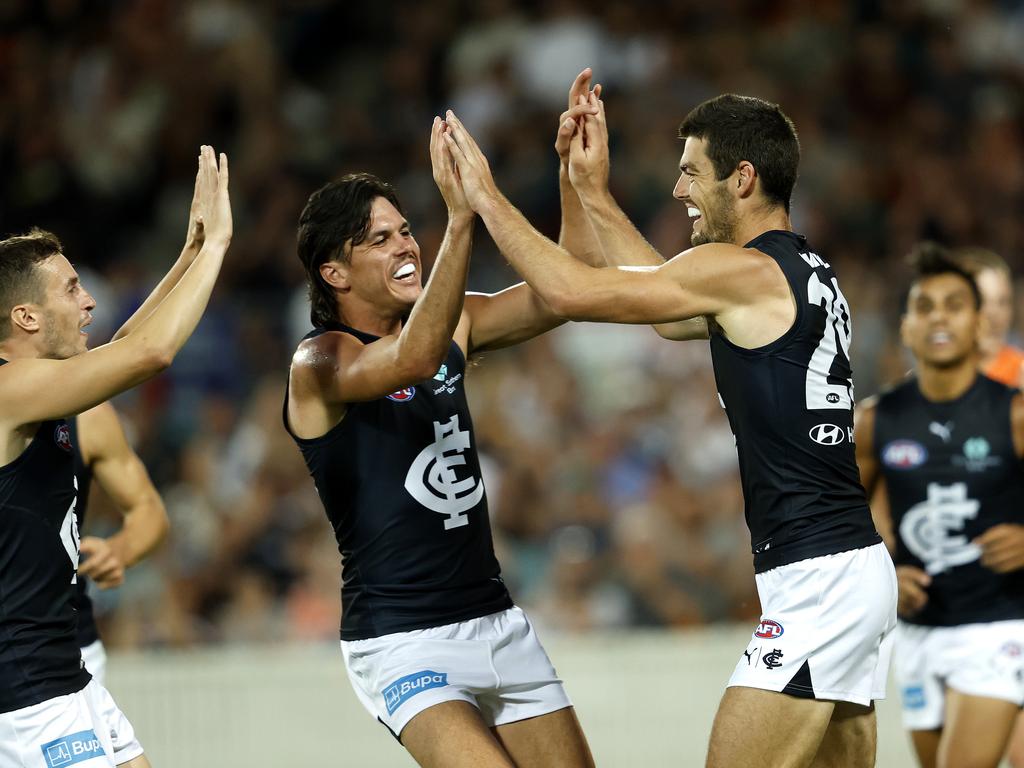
{"left": 367, "top": 220, "right": 410, "bottom": 240}
{"left": 679, "top": 162, "right": 697, "bottom": 174}
{"left": 65, "top": 276, "right": 79, "bottom": 289}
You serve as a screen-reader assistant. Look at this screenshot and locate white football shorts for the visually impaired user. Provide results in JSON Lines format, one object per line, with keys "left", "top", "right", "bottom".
{"left": 893, "top": 619, "right": 1024, "bottom": 730}
{"left": 0, "top": 678, "right": 143, "bottom": 767}
{"left": 728, "top": 542, "right": 898, "bottom": 705}
{"left": 342, "top": 605, "right": 572, "bottom": 738}
{"left": 80, "top": 639, "right": 108, "bottom": 689}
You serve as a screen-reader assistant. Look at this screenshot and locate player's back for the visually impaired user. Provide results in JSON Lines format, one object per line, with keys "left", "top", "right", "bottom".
{"left": 0, "top": 362, "right": 90, "bottom": 712}
{"left": 284, "top": 323, "right": 511, "bottom": 641}
{"left": 875, "top": 374, "right": 1024, "bottom": 626}
{"left": 709, "top": 230, "right": 880, "bottom": 573}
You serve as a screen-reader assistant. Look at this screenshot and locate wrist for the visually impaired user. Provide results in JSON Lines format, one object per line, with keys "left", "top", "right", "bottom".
{"left": 447, "top": 209, "right": 475, "bottom": 226}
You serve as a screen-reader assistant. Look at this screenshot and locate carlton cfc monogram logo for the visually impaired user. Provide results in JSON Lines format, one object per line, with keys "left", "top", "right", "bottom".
{"left": 405, "top": 415, "right": 483, "bottom": 529}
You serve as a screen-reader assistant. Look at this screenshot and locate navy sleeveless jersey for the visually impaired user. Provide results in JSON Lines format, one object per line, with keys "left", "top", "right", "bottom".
{"left": 0, "top": 359, "right": 90, "bottom": 712}
{"left": 68, "top": 417, "right": 99, "bottom": 647}
{"left": 874, "top": 375, "right": 1024, "bottom": 626}
{"left": 709, "top": 231, "right": 880, "bottom": 573}
{"left": 284, "top": 323, "right": 512, "bottom": 641}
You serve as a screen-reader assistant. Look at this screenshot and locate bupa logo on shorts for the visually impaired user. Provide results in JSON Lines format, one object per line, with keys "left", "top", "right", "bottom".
{"left": 54, "top": 424, "right": 72, "bottom": 452}
{"left": 809, "top": 423, "right": 845, "bottom": 446}
{"left": 902, "top": 685, "right": 926, "bottom": 710}
{"left": 40, "top": 730, "right": 106, "bottom": 768}
{"left": 882, "top": 440, "right": 928, "bottom": 470}
{"left": 754, "top": 619, "right": 784, "bottom": 639}
{"left": 382, "top": 670, "right": 448, "bottom": 715}
{"left": 386, "top": 387, "right": 416, "bottom": 403}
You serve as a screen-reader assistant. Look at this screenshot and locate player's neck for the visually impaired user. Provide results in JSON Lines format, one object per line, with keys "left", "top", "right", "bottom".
{"left": 916, "top": 362, "right": 977, "bottom": 402}
{"left": 0, "top": 336, "right": 43, "bottom": 362}
{"left": 335, "top": 303, "right": 403, "bottom": 339}
{"left": 733, "top": 207, "right": 792, "bottom": 247}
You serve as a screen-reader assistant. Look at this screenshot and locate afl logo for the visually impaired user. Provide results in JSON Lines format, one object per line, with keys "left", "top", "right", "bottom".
{"left": 826, "top": 393, "right": 841, "bottom": 404}
{"left": 809, "top": 423, "right": 844, "bottom": 445}
{"left": 54, "top": 424, "right": 72, "bottom": 452}
{"left": 386, "top": 387, "right": 416, "bottom": 403}
{"left": 881, "top": 440, "right": 928, "bottom": 470}
{"left": 754, "top": 620, "right": 784, "bottom": 639}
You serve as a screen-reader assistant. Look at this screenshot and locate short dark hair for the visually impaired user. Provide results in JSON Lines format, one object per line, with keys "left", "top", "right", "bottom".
{"left": 0, "top": 228, "right": 63, "bottom": 340}
{"left": 905, "top": 241, "right": 982, "bottom": 310}
{"left": 296, "top": 173, "right": 405, "bottom": 328}
{"left": 678, "top": 94, "right": 800, "bottom": 213}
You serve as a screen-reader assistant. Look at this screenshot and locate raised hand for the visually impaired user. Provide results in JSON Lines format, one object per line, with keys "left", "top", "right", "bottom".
{"left": 442, "top": 111, "right": 500, "bottom": 213}
{"left": 555, "top": 68, "right": 601, "bottom": 165}
{"left": 430, "top": 117, "right": 470, "bottom": 216}
{"left": 568, "top": 91, "right": 611, "bottom": 196}
{"left": 194, "top": 145, "right": 232, "bottom": 247}
{"left": 184, "top": 162, "right": 206, "bottom": 251}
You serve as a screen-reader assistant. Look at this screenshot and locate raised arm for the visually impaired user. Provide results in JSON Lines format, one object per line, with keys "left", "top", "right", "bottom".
{"left": 444, "top": 111, "right": 765, "bottom": 327}
{"left": 0, "top": 146, "right": 232, "bottom": 426}
{"left": 568, "top": 95, "right": 708, "bottom": 341}
{"left": 291, "top": 118, "right": 474, "bottom": 407}
{"left": 76, "top": 402, "right": 168, "bottom": 589}
{"left": 557, "top": 68, "right": 604, "bottom": 265}
{"left": 111, "top": 161, "right": 206, "bottom": 342}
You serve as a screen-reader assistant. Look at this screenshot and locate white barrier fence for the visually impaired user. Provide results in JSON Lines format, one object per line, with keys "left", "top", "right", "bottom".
{"left": 106, "top": 627, "right": 924, "bottom": 767}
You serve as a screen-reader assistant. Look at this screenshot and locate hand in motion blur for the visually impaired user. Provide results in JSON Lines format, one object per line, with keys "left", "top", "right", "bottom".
{"left": 895, "top": 565, "right": 930, "bottom": 618}
{"left": 976, "top": 523, "right": 1024, "bottom": 573}
{"left": 78, "top": 536, "right": 126, "bottom": 590}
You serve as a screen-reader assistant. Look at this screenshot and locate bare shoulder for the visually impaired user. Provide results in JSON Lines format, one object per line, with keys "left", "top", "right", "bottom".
{"left": 290, "top": 331, "right": 357, "bottom": 382}
{"left": 663, "top": 242, "right": 788, "bottom": 291}
{"left": 1010, "top": 391, "right": 1024, "bottom": 457}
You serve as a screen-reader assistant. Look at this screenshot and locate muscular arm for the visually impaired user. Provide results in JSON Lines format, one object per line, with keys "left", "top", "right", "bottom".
{"left": 77, "top": 402, "right": 168, "bottom": 588}
{"left": 973, "top": 392, "right": 1024, "bottom": 573}
{"left": 854, "top": 398, "right": 895, "bottom": 552}
{"left": 0, "top": 147, "right": 231, "bottom": 427}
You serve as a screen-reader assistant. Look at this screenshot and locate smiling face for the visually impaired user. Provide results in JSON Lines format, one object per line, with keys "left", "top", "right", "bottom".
{"left": 902, "top": 273, "right": 980, "bottom": 369}
{"left": 673, "top": 136, "right": 738, "bottom": 247}
{"left": 28, "top": 254, "right": 96, "bottom": 359}
{"left": 340, "top": 196, "right": 422, "bottom": 312}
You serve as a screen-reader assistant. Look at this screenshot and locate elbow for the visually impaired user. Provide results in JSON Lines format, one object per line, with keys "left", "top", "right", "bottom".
{"left": 396, "top": 351, "right": 447, "bottom": 384}
{"left": 146, "top": 347, "right": 175, "bottom": 373}
{"left": 543, "top": 287, "right": 584, "bottom": 320}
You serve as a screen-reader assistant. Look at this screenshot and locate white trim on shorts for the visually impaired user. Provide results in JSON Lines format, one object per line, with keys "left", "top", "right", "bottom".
{"left": 341, "top": 605, "right": 572, "bottom": 738}
{"left": 893, "top": 619, "right": 1024, "bottom": 731}
{"left": 0, "top": 679, "right": 144, "bottom": 767}
{"left": 727, "top": 542, "right": 898, "bottom": 706}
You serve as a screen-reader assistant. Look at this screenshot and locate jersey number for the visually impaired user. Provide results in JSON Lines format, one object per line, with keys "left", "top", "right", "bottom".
{"left": 805, "top": 271, "right": 854, "bottom": 410}
{"left": 59, "top": 478, "right": 80, "bottom": 584}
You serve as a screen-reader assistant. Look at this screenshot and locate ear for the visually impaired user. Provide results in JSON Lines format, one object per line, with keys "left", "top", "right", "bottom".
{"left": 898, "top": 313, "right": 911, "bottom": 349}
{"left": 10, "top": 303, "right": 41, "bottom": 334}
{"left": 319, "top": 261, "right": 350, "bottom": 293}
{"left": 735, "top": 160, "right": 757, "bottom": 199}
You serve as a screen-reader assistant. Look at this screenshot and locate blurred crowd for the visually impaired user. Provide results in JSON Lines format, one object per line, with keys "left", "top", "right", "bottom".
{"left": 2, "top": 0, "right": 1024, "bottom": 647}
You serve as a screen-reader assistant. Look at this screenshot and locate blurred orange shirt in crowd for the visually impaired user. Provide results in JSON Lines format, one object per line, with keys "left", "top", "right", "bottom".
{"left": 984, "top": 345, "right": 1024, "bottom": 388}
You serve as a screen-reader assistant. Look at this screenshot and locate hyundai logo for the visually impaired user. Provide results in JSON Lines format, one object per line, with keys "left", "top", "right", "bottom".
{"left": 809, "top": 423, "right": 845, "bottom": 445}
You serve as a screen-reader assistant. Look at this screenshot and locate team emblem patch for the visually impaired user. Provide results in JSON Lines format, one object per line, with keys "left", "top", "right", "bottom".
{"left": 386, "top": 387, "right": 416, "bottom": 403}
{"left": 902, "top": 685, "right": 926, "bottom": 710}
{"left": 754, "top": 619, "right": 784, "bottom": 639}
{"left": 382, "top": 670, "right": 449, "bottom": 715}
{"left": 881, "top": 440, "right": 928, "bottom": 469}
{"left": 54, "top": 424, "right": 72, "bottom": 452}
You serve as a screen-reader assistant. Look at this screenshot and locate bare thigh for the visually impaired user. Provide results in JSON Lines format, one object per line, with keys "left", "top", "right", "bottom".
{"left": 492, "top": 706, "right": 594, "bottom": 768}
{"left": 811, "top": 701, "right": 877, "bottom": 768}
{"left": 401, "top": 700, "right": 515, "bottom": 768}
{"left": 117, "top": 756, "right": 151, "bottom": 768}
{"left": 910, "top": 729, "right": 941, "bottom": 768}
{"left": 1007, "top": 711, "right": 1024, "bottom": 768}
{"left": 706, "top": 687, "right": 835, "bottom": 768}
{"left": 938, "top": 690, "right": 1019, "bottom": 768}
